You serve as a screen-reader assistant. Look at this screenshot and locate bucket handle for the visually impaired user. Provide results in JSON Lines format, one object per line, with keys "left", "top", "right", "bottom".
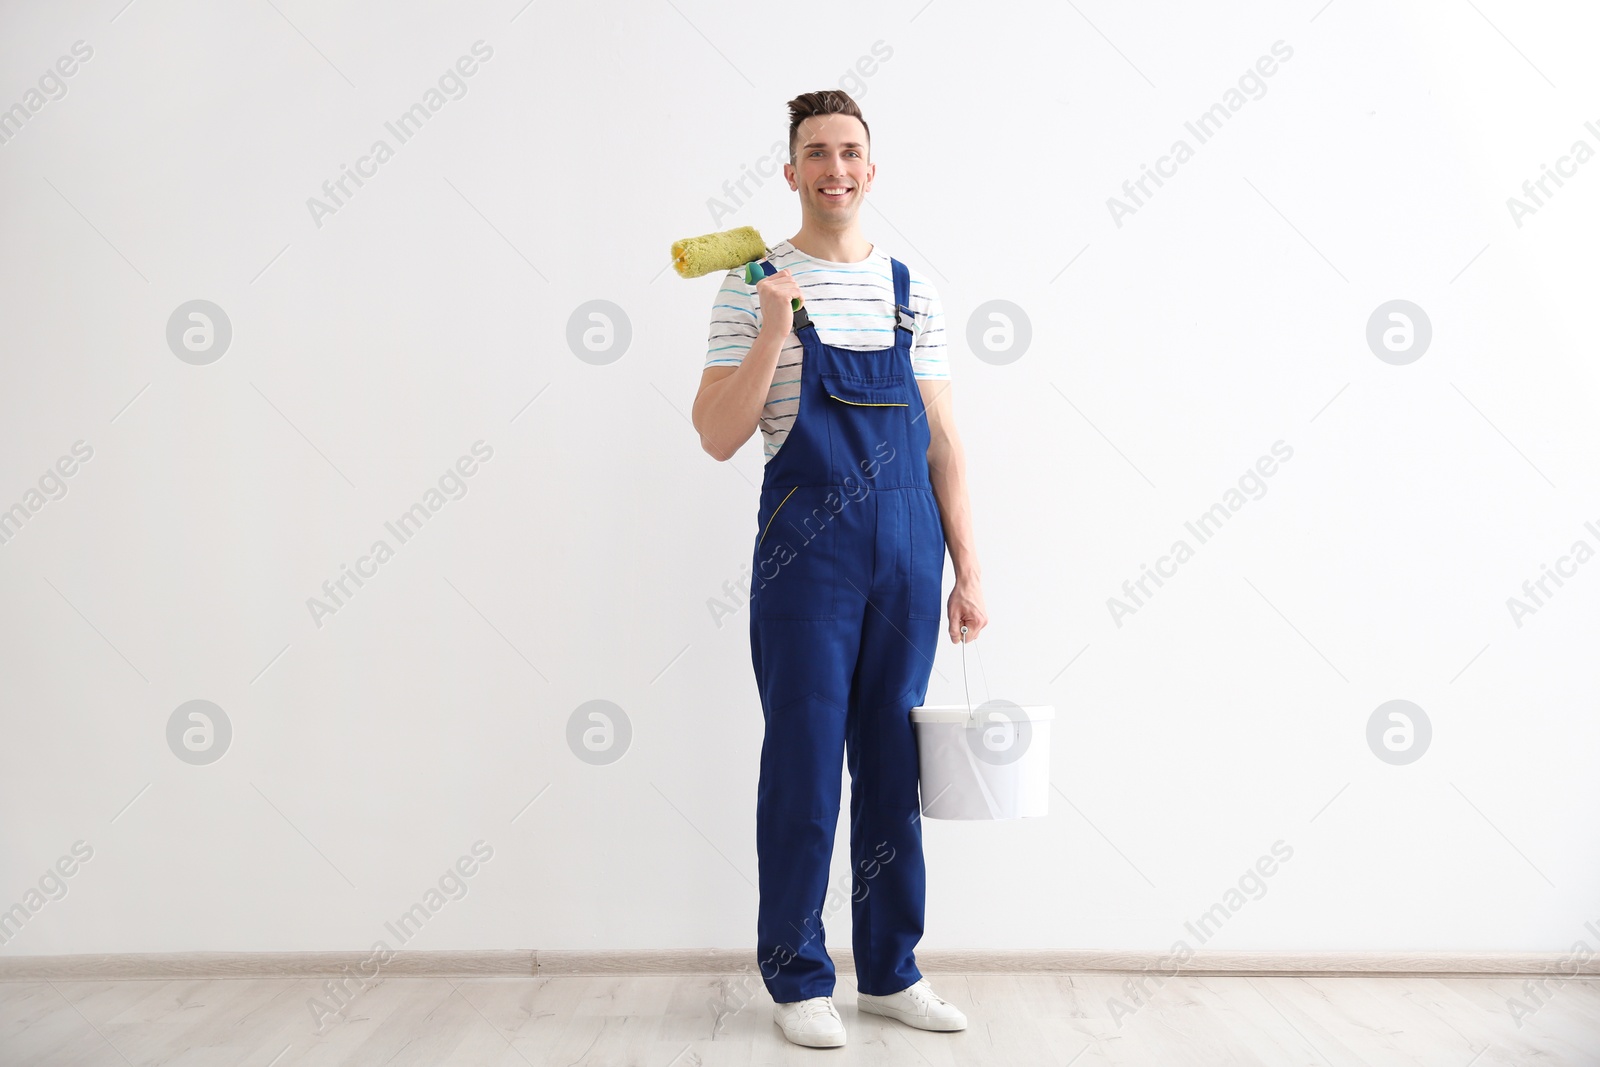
{"left": 959, "top": 625, "right": 984, "bottom": 730}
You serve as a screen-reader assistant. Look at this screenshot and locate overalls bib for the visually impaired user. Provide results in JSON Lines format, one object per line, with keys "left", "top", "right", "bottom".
{"left": 748, "top": 255, "right": 946, "bottom": 1002}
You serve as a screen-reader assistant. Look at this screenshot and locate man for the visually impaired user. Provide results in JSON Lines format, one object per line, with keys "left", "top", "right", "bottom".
{"left": 691, "top": 90, "right": 987, "bottom": 1050}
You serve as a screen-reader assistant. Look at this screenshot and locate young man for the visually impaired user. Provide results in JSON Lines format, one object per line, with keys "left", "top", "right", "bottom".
{"left": 691, "top": 90, "right": 987, "bottom": 1050}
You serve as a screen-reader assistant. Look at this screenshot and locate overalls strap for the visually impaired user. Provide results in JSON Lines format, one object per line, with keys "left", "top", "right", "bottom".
{"left": 891, "top": 257, "right": 915, "bottom": 346}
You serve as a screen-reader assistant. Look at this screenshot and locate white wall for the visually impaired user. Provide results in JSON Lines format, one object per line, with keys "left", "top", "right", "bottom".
{"left": 2, "top": 0, "right": 1596, "bottom": 962}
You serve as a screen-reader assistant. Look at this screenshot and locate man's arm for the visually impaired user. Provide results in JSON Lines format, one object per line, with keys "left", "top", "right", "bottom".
{"left": 693, "top": 332, "right": 780, "bottom": 462}
{"left": 692, "top": 266, "right": 800, "bottom": 462}
{"left": 918, "top": 378, "right": 988, "bottom": 642}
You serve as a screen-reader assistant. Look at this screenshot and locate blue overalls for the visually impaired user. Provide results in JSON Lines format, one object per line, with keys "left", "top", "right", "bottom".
{"left": 748, "top": 255, "right": 945, "bottom": 1003}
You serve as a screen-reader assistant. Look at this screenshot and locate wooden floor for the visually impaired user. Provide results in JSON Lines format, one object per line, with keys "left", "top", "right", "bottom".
{"left": 3, "top": 972, "right": 1598, "bottom": 1066}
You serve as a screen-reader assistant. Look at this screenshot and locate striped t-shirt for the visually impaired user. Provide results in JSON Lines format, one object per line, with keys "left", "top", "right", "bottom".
{"left": 703, "top": 239, "right": 949, "bottom": 462}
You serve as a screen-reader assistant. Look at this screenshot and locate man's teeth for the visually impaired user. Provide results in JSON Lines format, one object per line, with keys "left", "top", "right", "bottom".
{"left": 822, "top": 187, "right": 850, "bottom": 194}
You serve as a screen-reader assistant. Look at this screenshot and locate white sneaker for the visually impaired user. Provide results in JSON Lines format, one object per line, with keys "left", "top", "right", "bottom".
{"left": 856, "top": 978, "right": 967, "bottom": 1031}
{"left": 773, "top": 995, "right": 846, "bottom": 1048}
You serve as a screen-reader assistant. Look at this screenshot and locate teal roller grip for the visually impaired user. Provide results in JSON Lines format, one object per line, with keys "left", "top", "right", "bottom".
{"left": 743, "top": 260, "right": 803, "bottom": 311}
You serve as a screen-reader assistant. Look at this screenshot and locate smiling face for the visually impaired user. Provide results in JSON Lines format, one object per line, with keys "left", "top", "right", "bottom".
{"left": 786, "top": 113, "right": 873, "bottom": 223}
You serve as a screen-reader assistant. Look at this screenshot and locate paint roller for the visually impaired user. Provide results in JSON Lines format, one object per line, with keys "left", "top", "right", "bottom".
{"left": 670, "top": 225, "right": 806, "bottom": 316}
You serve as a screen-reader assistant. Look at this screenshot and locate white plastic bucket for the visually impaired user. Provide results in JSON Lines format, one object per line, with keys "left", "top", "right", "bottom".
{"left": 910, "top": 702, "right": 1055, "bottom": 820}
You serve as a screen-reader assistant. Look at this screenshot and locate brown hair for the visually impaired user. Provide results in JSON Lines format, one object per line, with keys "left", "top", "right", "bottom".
{"left": 787, "top": 90, "right": 870, "bottom": 165}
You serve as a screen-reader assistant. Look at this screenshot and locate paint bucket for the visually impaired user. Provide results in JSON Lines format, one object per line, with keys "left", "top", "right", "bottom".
{"left": 910, "top": 627, "right": 1055, "bottom": 820}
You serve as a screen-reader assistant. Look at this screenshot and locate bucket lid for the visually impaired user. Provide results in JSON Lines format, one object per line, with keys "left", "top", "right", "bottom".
{"left": 910, "top": 704, "right": 1055, "bottom": 723}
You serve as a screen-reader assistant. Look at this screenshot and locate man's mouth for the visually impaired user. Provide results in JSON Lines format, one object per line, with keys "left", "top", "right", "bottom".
{"left": 819, "top": 186, "right": 853, "bottom": 202}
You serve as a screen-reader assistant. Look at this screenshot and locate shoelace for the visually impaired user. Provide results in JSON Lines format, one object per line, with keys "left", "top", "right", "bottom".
{"left": 795, "top": 998, "right": 836, "bottom": 1021}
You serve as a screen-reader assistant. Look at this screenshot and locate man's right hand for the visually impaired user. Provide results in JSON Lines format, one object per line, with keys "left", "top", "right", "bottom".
{"left": 755, "top": 267, "right": 802, "bottom": 338}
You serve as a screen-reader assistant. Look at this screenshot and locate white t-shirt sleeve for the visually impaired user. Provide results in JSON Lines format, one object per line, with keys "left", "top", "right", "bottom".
{"left": 909, "top": 273, "right": 949, "bottom": 381}
{"left": 704, "top": 267, "right": 761, "bottom": 369}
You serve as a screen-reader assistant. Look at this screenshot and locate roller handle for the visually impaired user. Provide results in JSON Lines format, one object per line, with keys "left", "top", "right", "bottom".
{"left": 744, "top": 260, "right": 804, "bottom": 312}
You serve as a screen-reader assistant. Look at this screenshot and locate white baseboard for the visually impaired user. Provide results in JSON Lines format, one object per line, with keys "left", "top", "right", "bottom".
{"left": 1, "top": 949, "right": 1595, "bottom": 981}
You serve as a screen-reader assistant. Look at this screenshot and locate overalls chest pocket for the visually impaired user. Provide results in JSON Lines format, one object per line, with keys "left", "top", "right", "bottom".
{"left": 819, "top": 372, "right": 910, "bottom": 408}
